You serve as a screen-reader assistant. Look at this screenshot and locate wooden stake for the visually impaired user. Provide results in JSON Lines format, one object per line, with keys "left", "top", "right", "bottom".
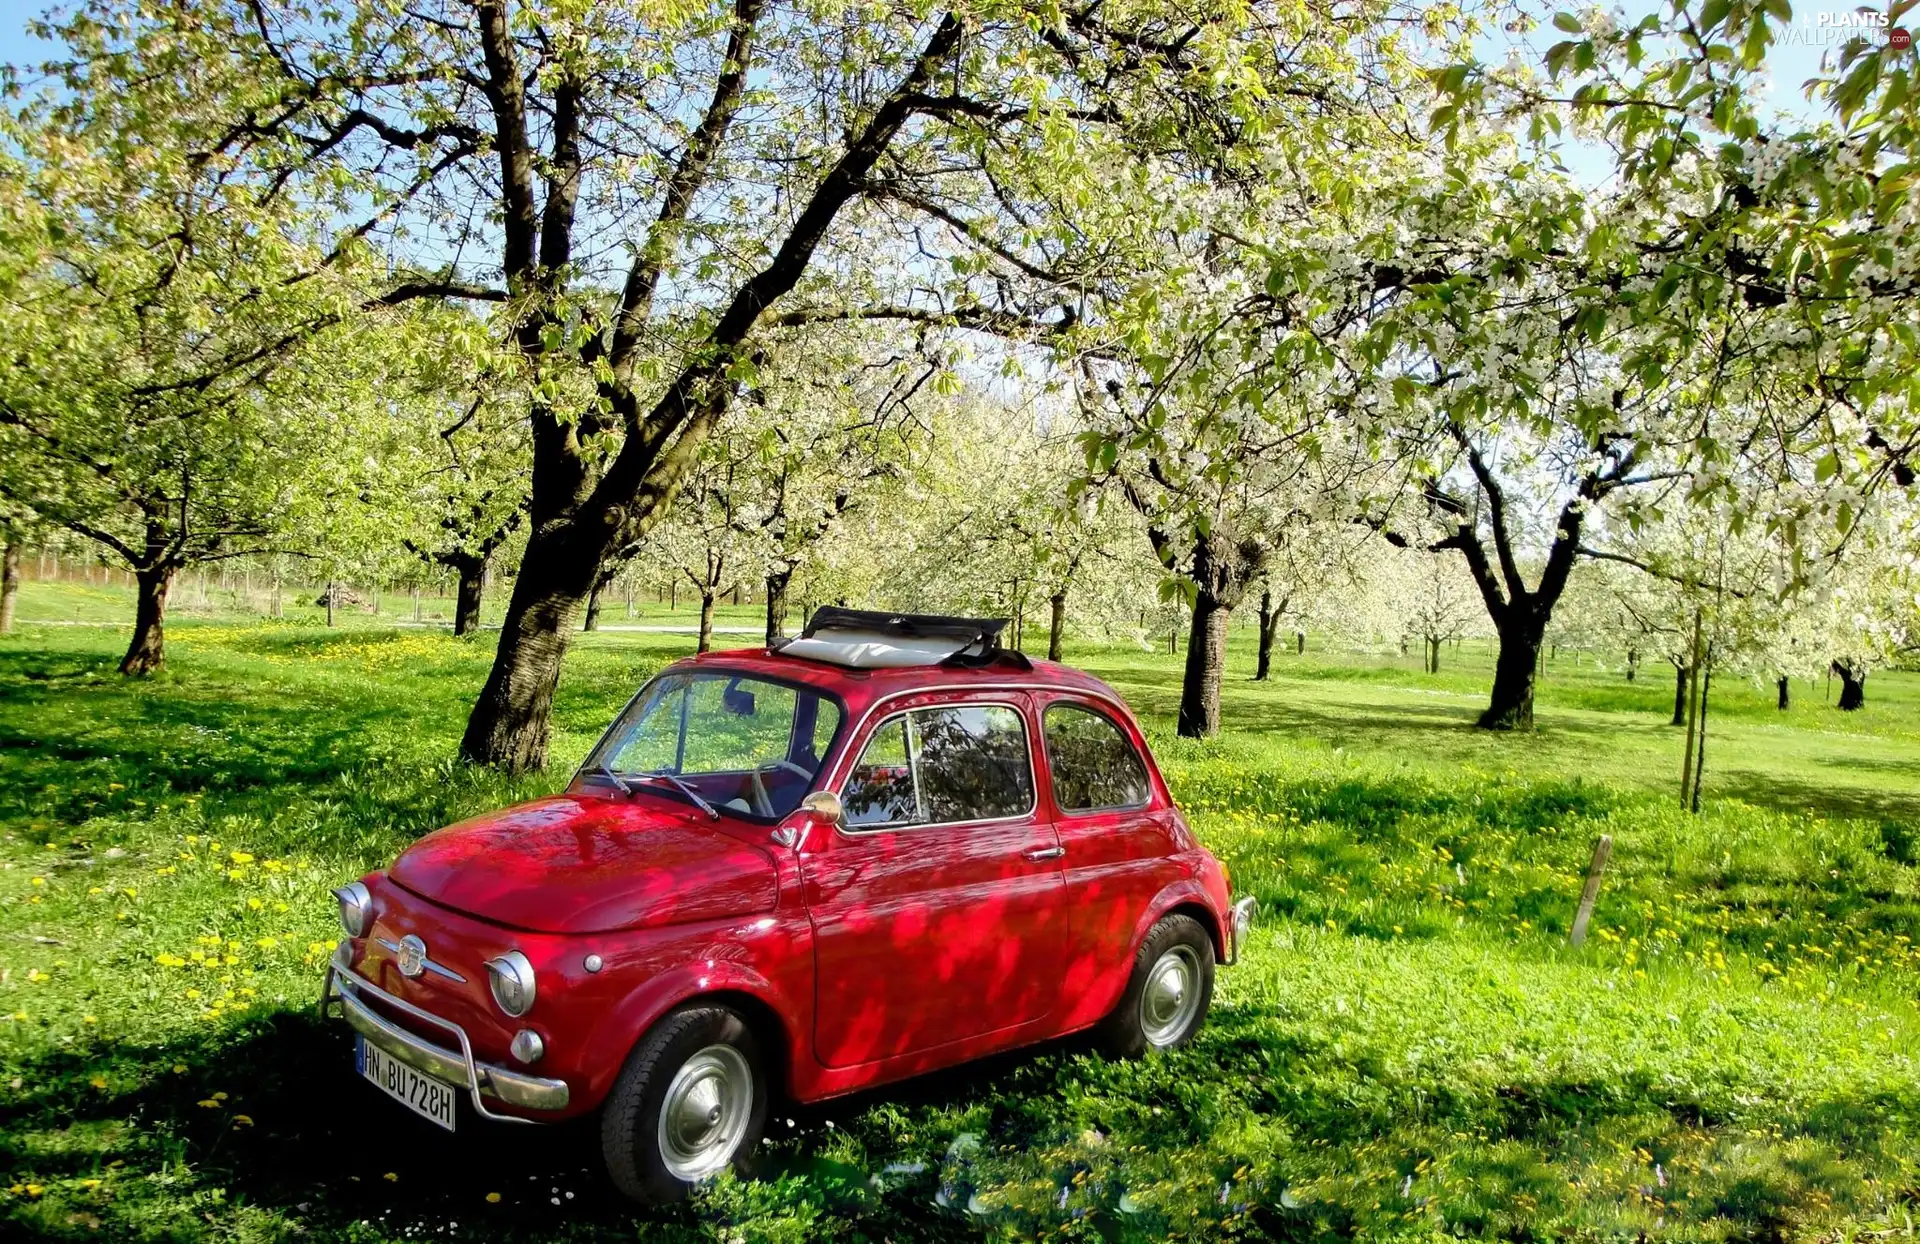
{"left": 1568, "top": 834, "right": 1613, "bottom": 947}
{"left": 1678, "top": 609, "right": 1704, "bottom": 807}
{"left": 1690, "top": 651, "right": 1712, "bottom": 814}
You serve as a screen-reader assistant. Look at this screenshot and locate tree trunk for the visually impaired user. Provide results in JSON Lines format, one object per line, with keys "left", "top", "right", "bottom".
{"left": 764, "top": 566, "right": 793, "bottom": 646}
{"left": 1427, "top": 636, "right": 1442, "bottom": 674}
{"left": 1295, "top": 630, "right": 1305, "bottom": 655}
{"left": 583, "top": 582, "right": 604, "bottom": 632}
{"left": 698, "top": 591, "right": 717, "bottom": 654}
{"left": 1253, "top": 590, "right": 1278, "bottom": 681}
{"left": 1479, "top": 611, "right": 1545, "bottom": 730}
{"left": 1777, "top": 676, "right": 1790, "bottom": 711}
{"left": 0, "top": 533, "right": 19, "bottom": 635}
{"left": 1670, "top": 662, "right": 1690, "bottom": 726}
{"left": 1626, "top": 648, "right": 1638, "bottom": 681}
{"left": 458, "top": 540, "right": 598, "bottom": 772}
{"left": 120, "top": 564, "right": 175, "bottom": 675}
{"left": 325, "top": 583, "right": 336, "bottom": 628}
{"left": 453, "top": 560, "right": 485, "bottom": 636}
{"left": 1177, "top": 593, "right": 1230, "bottom": 738}
{"left": 1047, "top": 590, "right": 1067, "bottom": 662}
{"left": 1834, "top": 661, "right": 1867, "bottom": 711}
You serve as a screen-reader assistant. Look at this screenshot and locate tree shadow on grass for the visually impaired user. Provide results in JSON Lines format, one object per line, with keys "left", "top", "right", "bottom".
{"left": 1713, "top": 766, "right": 1920, "bottom": 834}
{"left": 5, "top": 994, "right": 1911, "bottom": 1242}
{"left": 0, "top": 1010, "right": 1109, "bottom": 1242}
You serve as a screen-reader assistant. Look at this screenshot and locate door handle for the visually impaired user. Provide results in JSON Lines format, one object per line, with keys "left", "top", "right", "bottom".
{"left": 1023, "top": 845, "right": 1065, "bottom": 861}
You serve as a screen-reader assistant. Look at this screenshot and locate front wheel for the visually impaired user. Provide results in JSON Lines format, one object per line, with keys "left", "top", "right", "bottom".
{"left": 1095, "top": 913, "right": 1215, "bottom": 1057}
{"left": 600, "top": 1005, "right": 768, "bottom": 1204}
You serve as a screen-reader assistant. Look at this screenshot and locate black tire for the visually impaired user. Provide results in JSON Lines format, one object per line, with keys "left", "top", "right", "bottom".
{"left": 1095, "top": 913, "right": 1215, "bottom": 1058}
{"left": 599, "top": 1005, "right": 769, "bottom": 1205}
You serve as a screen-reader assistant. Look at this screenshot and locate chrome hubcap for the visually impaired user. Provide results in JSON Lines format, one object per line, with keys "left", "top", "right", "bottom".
{"left": 1140, "top": 945, "right": 1202, "bottom": 1047}
{"left": 657, "top": 1045, "right": 753, "bottom": 1181}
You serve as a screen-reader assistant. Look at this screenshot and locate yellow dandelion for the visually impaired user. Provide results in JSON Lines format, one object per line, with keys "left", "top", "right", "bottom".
{"left": 232, "top": 1114, "right": 253, "bottom": 1127}
{"left": 172, "top": 1064, "right": 187, "bottom": 1074}
{"left": 89, "top": 1075, "right": 107, "bottom": 1089}
{"left": 197, "top": 1099, "right": 221, "bottom": 1109}
{"left": 229, "top": 851, "right": 254, "bottom": 865}
{"left": 486, "top": 1192, "right": 502, "bottom": 1203}
{"left": 384, "top": 1171, "right": 399, "bottom": 1182}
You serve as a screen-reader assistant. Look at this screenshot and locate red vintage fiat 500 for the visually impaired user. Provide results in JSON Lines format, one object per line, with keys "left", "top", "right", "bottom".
{"left": 321, "top": 609, "right": 1253, "bottom": 1203}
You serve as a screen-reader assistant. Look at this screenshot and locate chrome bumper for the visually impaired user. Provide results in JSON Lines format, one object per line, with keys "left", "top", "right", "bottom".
{"left": 320, "top": 952, "right": 568, "bottom": 1121}
{"left": 1222, "top": 896, "right": 1257, "bottom": 966}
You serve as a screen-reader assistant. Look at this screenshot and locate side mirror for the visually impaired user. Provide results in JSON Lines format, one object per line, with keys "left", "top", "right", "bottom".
{"left": 772, "top": 790, "right": 843, "bottom": 849}
{"left": 799, "top": 789, "right": 845, "bottom": 828}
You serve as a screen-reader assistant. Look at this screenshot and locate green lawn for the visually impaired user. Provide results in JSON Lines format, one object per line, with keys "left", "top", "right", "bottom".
{"left": 1, "top": 582, "right": 1916, "bottom": 1242}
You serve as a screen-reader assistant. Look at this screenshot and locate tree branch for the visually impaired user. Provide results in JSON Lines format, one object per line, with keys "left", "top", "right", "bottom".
{"left": 606, "top": 0, "right": 767, "bottom": 371}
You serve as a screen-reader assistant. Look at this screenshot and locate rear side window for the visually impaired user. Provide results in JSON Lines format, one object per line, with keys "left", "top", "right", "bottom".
{"left": 843, "top": 704, "right": 1034, "bottom": 829}
{"left": 1044, "top": 703, "right": 1151, "bottom": 812}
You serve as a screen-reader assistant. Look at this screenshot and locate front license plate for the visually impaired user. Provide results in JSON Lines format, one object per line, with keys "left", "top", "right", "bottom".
{"left": 356, "top": 1035, "right": 457, "bottom": 1132}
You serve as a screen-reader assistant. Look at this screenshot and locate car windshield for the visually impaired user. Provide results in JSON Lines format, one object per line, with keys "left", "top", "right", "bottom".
{"left": 586, "top": 671, "right": 844, "bottom": 821}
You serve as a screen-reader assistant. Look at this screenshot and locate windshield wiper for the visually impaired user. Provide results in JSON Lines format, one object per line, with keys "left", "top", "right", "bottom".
{"left": 637, "top": 769, "right": 719, "bottom": 820}
{"left": 592, "top": 761, "right": 633, "bottom": 797}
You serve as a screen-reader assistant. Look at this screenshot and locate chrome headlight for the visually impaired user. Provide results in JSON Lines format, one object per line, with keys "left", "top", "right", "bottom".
{"left": 486, "top": 951, "right": 537, "bottom": 1017}
{"left": 332, "top": 882, "right": 372, "bottom": 937}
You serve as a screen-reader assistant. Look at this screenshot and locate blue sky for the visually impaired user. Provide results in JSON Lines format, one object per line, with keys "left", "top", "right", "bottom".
{"left": 0, "top": 2, "right": 50, "bottom": 76}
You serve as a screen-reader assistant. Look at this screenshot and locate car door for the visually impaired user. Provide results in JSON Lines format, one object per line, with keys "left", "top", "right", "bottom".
{"left": 799, "top": 692, "right": 1068, "bottom": 1068}
{"left": 1038, "top": 695, "right": 1183, "bottom": 1029}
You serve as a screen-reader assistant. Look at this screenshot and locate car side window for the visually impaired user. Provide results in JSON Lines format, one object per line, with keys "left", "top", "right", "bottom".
{"left": 1044, "top": 702, "right": 1151, "bottom": 813}
{"left": 842, "top": 704, "right": 1035, "bottom": 829}
{"left": 843, "top": 717, "right": 919, "bottom": 827}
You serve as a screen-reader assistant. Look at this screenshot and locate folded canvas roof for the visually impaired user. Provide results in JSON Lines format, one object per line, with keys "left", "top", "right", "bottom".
{"left": 775, "top": 607, "right": 1020, "bottom": 670}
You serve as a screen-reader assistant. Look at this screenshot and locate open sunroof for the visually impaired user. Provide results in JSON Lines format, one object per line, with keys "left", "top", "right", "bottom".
{"left": 773, "top": 607, "right": 1026, "bottom": 670}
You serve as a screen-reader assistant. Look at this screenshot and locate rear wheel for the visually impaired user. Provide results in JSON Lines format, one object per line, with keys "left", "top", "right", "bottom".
{"left": 600, "top": 1005, "right": 768, "bottom": 1204}
{"left": 1095, "top": 913, "right": 1215, "bottom": 1057}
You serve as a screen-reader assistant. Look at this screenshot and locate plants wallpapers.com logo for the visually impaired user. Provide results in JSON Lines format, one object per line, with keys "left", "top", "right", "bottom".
{"left": 1777, "top": 9, "right": 1910, "bottom": 48}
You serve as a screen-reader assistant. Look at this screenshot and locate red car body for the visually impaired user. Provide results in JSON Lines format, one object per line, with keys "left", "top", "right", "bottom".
{"left": 324, "top": 645, "right": 1242, "bottom": 1134}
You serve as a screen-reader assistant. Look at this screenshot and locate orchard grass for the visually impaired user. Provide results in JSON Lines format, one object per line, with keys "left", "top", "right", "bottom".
{"left": 1, "top": 590, "right": 1917, "bottom": 1242}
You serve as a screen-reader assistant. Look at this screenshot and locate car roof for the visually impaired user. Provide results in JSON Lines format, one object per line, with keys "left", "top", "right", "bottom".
{"left": 671, "top": 646, "right": 1136, "bottom": 721}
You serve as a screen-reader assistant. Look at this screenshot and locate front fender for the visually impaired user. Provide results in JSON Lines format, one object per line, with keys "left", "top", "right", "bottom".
{"left": 577, "top": 958, "right": 798, "bottom": 1111}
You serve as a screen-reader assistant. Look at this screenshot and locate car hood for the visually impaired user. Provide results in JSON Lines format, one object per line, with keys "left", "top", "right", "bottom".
{"left": 388, "top": 794, "right": 779, "bottom": 935}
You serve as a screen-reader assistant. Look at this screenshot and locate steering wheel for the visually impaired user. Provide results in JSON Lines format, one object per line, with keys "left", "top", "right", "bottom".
{"left": 748, "top": 760, "right": 814, "bottom": 818}
{"left": 747, "top": 767, "right": 776, "bottom": 818}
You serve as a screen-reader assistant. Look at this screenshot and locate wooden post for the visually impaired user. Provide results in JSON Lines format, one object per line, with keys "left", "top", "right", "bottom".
{"left": 1690, "top": 652, "right": 1712, "bottom": 814}
{"left": 1568, "top": 834, "right": 1613, "bottom": 947}
{"left": 1678, "top": 609, "right": 1704, "bottom": 807}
